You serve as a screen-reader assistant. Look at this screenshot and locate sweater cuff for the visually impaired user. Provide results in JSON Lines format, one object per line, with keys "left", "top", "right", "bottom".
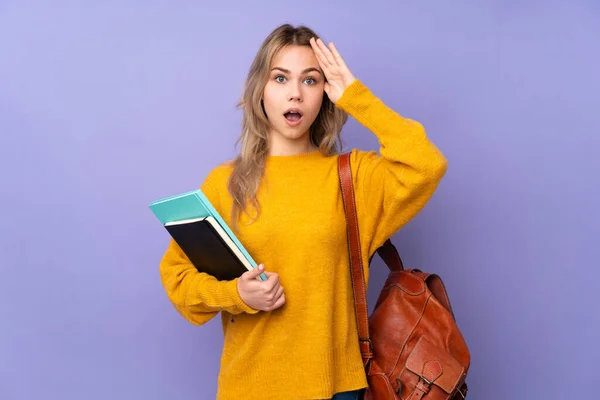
{"left": 224, "top": 278, "right": 260, "bottom": 315}
{"left": 335, "top": 79, "right": 369, "bottom": 112}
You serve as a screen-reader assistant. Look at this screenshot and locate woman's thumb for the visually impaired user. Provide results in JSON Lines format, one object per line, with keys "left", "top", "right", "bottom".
{"left": 245, "top": 263, "right": 264, "bottom": 279}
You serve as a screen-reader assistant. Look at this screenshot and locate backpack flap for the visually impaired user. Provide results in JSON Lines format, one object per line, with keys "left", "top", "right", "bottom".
{"left": 405, "top": 337, "right": 466, "bottom": 394}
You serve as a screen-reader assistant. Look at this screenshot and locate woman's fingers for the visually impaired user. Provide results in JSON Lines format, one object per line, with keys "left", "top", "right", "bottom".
{"left": 267, "top": 292, "right": 286, "bottom": 311}
{"left": 328, "top": 42, "right": 347, "bottom": 70}
{"left": 310, "top": 37, "right": 334, "bottom": 71}
{"left": 273, "top": 285, "right": 284, "bottom": 301}
{"left": 264, "top": 286, "right": 285, "bottom": 311}
{"left": 309, "top": 38, "right": 329, "bottom": 72}
{"left": 315, "top": 38, "right": 336, "bottom": 66}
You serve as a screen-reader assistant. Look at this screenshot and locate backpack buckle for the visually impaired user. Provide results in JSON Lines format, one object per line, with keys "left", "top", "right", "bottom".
{"left": 417, "top": 376, "right": 433, "bottom": 393}
{"left": 359, "top": 338, "right": 373, "bottom": 354}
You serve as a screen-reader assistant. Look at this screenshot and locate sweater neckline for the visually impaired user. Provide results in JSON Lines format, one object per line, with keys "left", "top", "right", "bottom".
{"left": 265, "top": 149, "right": 325, "bottom": 164}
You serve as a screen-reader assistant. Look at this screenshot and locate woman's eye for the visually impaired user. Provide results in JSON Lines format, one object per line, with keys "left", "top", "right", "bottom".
{"left": 274, "top": 75, "right": 317, "bottom": 84}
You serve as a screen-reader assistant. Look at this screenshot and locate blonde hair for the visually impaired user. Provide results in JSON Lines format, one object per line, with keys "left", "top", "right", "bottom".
{"left": 228, "top": 23, "right": 348, "bottom": 233}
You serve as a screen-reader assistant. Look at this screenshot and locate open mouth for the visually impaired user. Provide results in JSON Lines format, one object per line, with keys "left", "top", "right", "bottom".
{"left": 283, "top": 109, "right": 303, "bottom": 126}
{"left": 284, "top": 111, "right": 302, "bottom": 121}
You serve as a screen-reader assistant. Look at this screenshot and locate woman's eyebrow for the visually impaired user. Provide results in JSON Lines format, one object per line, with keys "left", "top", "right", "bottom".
{"left": 271, "top": 67, "right": 323, "bottom": 76}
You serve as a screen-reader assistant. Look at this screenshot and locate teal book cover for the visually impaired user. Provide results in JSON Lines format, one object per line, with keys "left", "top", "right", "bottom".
{"left": 149, "top": 189, "right": 267, "bottom": 281}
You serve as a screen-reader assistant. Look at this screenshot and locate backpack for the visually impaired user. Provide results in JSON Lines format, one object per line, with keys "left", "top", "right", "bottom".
{"left": 338, "top": 152, "right": 470, "bottom": 400}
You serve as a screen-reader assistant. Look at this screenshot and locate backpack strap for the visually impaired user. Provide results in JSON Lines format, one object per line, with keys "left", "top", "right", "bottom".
{"left": 377, "top": 238, "right": 404, "bottom": 272}
{"left": 338, "top": 152, "right": 373, "bottom": 366}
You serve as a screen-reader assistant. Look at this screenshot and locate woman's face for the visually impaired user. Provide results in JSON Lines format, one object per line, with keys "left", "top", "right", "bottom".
{"left": 262, "top": 44, "right": 325, "bottom": 147}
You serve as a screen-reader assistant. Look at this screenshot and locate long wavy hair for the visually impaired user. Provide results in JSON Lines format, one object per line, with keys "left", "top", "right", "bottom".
{"left": 228, "top": 23, "right": 349, "bottom": 233}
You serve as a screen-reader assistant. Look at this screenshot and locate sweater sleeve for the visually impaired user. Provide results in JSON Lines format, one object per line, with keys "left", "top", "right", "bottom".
{"left": 335, "top": 80, "right": 448, "bottom": 259}
{"left": 158, "top": 167, "right": 260, "bottom": 326}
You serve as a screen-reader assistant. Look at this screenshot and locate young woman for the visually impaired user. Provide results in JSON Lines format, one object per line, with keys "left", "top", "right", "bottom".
{"left": 159, "top": 24, "right": 448, "bottom": 400}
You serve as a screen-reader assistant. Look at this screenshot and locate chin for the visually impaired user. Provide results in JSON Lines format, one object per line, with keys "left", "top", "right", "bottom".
{"left": 282, "top": 128, "right": 310, "bottom": 140}
{"left": 270, "top": 123, "right": 305, "bottom": 138}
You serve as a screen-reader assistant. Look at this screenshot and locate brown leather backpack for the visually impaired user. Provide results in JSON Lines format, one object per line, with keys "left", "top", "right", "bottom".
{"left": 338, "top": 153, "right": 470, "bottom": 400}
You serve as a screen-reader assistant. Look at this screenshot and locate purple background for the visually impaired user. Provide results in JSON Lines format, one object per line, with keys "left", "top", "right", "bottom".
{"left": 1, "top": 1, "right": 599, "bottom": 399}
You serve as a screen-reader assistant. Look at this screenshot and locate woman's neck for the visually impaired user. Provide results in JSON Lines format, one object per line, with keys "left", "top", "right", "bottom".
{"left": 267, "top": 141, "right": 318, "bottom": 156}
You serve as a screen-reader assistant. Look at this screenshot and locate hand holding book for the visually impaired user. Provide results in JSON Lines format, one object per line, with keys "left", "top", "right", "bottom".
{"left": 237, "top": 264, "right": 286, "bottom": 312}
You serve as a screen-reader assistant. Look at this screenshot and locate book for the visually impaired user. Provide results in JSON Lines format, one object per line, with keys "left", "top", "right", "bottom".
{"left": 164, "top": 216, "right": 255, "bottom": 281}
{"left": 149, "top": 189, "right": 267, "bottom": 281}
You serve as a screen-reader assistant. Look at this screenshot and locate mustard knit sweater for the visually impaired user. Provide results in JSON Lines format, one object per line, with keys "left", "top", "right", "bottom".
{"left": 159, "top": 80, "right": 448, "bottom": 400}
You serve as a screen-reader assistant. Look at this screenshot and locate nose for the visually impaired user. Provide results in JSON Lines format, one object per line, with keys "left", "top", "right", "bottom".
{"left": 288, "top": 82, "right": 302, "bottom": 102}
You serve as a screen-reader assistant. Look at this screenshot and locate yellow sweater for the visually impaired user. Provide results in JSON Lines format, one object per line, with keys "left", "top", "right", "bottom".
{"left": 159, "top": 80, "right": 448, "bottom": 400}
